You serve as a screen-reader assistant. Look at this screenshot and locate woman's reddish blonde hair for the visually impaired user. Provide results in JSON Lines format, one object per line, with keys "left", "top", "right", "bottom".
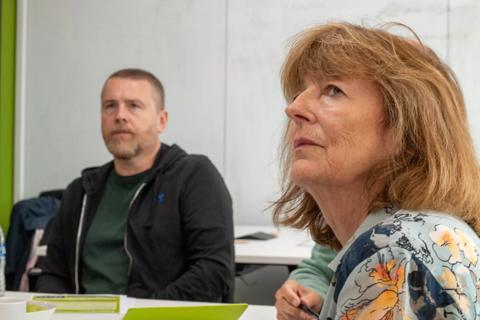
{"left": 273, "top": 22, "right": 480, "bottom": 249}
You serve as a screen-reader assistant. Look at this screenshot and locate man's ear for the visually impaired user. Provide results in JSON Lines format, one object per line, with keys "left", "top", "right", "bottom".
{"left": 157, "top": 110, "right": 168, "bottom": 133}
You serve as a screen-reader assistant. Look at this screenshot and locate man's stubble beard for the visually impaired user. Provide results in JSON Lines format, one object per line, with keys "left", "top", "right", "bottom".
{"left": 105, "top": 136, "right": 142, "bottom": 160}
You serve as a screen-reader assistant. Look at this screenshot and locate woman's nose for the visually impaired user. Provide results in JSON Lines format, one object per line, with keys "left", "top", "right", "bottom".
{"left": 285, "top": 94, "right": 315, "bottom": 125}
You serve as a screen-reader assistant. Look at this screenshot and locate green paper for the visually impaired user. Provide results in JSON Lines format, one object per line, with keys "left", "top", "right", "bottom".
{"left": 33, "top": 295, "right": 120, "bottom": 313}
{"left": 123, "top": 303, "right": 248, "bottom": 320}
{"left": 27, "top": 302, "right": 49, "bottom": 312}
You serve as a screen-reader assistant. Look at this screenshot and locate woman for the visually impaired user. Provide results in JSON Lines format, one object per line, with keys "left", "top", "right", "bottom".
{"left": 273, "top": 22, "right": 480, "bottom": 320}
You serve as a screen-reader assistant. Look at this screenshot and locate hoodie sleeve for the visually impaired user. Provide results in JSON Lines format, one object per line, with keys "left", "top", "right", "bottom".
{"left": 148, "top": 155, "right": 234, "bottom": 302}
{"left": 36, "top": 180, "right": 81, "bottom": 294}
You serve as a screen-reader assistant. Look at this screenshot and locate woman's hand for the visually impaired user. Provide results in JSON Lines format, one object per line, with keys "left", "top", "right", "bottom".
{"left": 275, "top": 280, "right": 323, "bottom": 320}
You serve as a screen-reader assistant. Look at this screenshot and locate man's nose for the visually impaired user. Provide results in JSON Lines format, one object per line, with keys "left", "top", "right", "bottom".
{"left": 115, "top": 104, "right": 129, "bottom": 121}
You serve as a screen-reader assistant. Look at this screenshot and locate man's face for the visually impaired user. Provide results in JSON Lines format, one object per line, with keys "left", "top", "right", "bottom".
{"left": 101, "top": 77, "right": 167, "bottom": 160}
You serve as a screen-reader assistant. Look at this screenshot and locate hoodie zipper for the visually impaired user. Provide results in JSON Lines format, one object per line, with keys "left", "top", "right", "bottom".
{"left": 74, "top": 182, "right": 146, "bottom": 294}
{"left": 74, "top": 194, "right": 88, "bottom": 294}
{"left": 124, "top": 183, "right": 147, "bottom": 279}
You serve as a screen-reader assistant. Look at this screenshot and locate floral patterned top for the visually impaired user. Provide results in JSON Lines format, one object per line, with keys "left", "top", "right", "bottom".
{"left": 319, "top": 209, "right": 480, "bottom": 319}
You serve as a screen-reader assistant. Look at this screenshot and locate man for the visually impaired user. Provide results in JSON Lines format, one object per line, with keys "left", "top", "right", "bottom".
{"left": 36, "top": 69, "right": 234, "bottom": 302}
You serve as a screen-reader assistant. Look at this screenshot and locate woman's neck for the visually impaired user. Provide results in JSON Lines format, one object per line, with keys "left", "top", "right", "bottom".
{"left": 307, "top": 182, "right": 374, "bottom": 246}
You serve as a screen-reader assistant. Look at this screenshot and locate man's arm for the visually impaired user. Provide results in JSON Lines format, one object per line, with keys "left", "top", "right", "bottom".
{"left": 150, "top": 156, "right": 234, "bottom": 301}
{"left": 36, "top": 182, "right": 79, "bottom": 293}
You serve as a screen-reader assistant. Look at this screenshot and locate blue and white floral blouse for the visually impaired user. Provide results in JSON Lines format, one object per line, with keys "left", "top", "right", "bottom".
{"left": 319, "top": 209, "right": 480, "bottom": 319}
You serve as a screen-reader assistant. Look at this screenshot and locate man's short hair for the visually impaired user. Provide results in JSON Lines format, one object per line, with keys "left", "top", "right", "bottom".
{"left": 102, "top": 68, "right": 165, "bottom": 110}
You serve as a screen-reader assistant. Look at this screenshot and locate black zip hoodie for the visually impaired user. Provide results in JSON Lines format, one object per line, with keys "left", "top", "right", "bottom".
{"left": 36, "top": 144, "right": 234, "bottom": 302}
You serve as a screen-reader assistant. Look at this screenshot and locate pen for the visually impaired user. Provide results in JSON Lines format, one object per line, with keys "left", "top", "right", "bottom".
{"left": 282, "top": 297, "right": 319, "bottom": 318}
{"left": 299, "top": 302, "right": 319, "bottom": 318}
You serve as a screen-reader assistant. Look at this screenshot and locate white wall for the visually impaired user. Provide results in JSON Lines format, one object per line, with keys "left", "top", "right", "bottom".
{"left": 449, "top": 0, "right": 480, "bottom": 153}
{"left": 16, "top": 0, "right": 480, "bottom": 225}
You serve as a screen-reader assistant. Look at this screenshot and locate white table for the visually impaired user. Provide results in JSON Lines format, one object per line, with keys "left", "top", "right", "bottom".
{"left": 37, "top": 225, "right": 313, "bottom": 267}
{"left": 234, "top": 225, "right": 313, "bottom": 266}
{"left": 6, "top": 291, "right": 276, "bottom": 319}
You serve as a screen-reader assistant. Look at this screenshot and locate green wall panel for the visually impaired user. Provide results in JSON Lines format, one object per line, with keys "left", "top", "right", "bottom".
{"left": 0, "top": 0, "right": 16, "bottom": 232}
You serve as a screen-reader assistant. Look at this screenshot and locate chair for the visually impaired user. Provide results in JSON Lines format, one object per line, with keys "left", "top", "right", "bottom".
{"left": 5, "top": 190, "right": 62, "bottom": 291}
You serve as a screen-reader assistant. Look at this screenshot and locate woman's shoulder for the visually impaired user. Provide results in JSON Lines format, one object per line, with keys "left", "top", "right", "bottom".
{"left": 337, "top": 209, "right": 480, "bottom": 286}
{"left": 337, "top": 209, "right": 480, "bottom": 296}
{"left": 334, "top": 210, "right": 480, "bottom": 318}
{"left": 382, "top": 209, "right": 474, "bottom": 229}
{"left": 371, "top": 209, "right": 480, "bottom": 250}
{"left": 348, "top": 209, "right": 480, "bottom": 265}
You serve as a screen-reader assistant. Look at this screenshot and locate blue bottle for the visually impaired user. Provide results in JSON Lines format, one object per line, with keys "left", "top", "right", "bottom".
{"left": 0, "top": 225, "right": 5, "bottom": 296}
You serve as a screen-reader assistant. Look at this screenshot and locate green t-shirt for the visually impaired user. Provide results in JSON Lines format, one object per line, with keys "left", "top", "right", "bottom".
{"left": 81, "top": 169, "right": 149, "bottom": 294}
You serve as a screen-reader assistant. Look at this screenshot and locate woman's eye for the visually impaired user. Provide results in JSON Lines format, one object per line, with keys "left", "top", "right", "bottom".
{"left": 325, "top": 85, "right": 343, "bottom": 97}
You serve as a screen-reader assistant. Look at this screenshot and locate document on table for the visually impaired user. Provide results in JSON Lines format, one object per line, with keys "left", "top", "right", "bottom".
{"left": 123, "top": 303, "right": 248, "bottom": 320}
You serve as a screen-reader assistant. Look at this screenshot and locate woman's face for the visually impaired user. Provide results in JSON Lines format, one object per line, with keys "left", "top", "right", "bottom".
{"left": 285, "top": 76, "right": 393, "bottom": 189}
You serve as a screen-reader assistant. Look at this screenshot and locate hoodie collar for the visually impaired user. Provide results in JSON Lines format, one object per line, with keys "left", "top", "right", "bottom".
{"left": 81, "top": 143, "right": 186, "bottom": 194}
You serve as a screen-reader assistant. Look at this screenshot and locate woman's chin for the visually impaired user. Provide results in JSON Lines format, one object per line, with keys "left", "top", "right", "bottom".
{"left": 290, "top": 166, "right": 319, "bottom": 188}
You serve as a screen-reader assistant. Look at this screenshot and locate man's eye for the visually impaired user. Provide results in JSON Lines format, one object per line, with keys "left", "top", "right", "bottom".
{"left": 326, "top": 85, "right": 343, "bottom": 96}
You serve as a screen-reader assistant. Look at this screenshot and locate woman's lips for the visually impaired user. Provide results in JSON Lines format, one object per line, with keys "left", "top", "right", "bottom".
{"left": 294, "top": 137, "right": 321, "bottom": 148}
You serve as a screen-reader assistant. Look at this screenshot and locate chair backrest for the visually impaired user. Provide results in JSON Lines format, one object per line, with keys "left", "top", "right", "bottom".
{"left": 38, "top": 189, "right": 64, "bottom": 201}
{"left": 5, "top": 196, "right": 60, "bottom": 291}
